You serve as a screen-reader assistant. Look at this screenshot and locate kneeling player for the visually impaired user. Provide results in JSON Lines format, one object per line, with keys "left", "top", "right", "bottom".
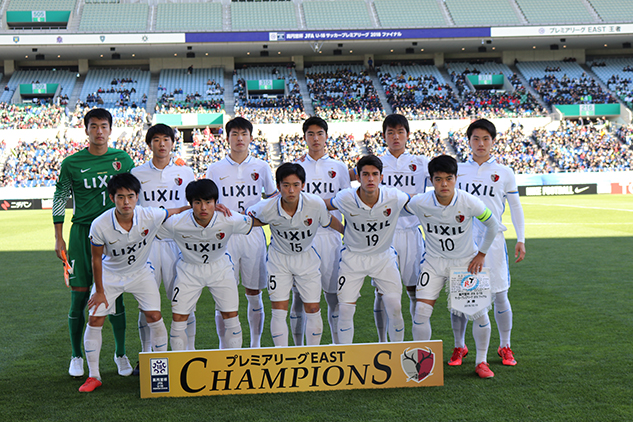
{"left": 158, "top": 179, "right": 253, "bottom": 350}
{"left": 405, "top": 155, "right": 499, "bottom": 379}
{"left": 80, "top": 173, "right": 185, "bottom": 392}
{"left": 247, "top": 163, "right": 343, "bottom": 347}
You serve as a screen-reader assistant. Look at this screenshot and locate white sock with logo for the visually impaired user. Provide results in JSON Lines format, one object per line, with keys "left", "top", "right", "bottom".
{"left": 222, "top": 316, "right": 243, "bottom": 349}
{"left": 412, "top": 302, "right": 434, "bottom": 341}
{"left": 289, "top": 290, "right": 305, "bottom": 346}
{"left": 338, "top": 303, "right": 356, "bottom": 344}
{"left": 451, "top": 313, "right": 468, "bottom": 348}
{"left": 215, "top": 310, "right": 225, "bottom": 349}
{"left": 84, "top": 325, "right": 103, "bottom": 379}
{"left": 246, "top": 293, "right": 264, "bottom": 348}
{"left": 305, "top": 310, "right": 323, "bottom": 346}
{"left": 382, "top": 293, "right": 405, "bottom": 342}
{"left": 494, "top": 291, "right": 513, "bottom": 348}
{"left": 373, "top": 291, "right": 388, "bottom": 342}
{"left": 324, "top": 292, "right": 339, "bottom": 344}
{"left": 169, "top": 320, "right": 187, "bottom": 351}
{"left": 473, "top": 313, "right": 491, "bottom": 365}
{"left": 186, "top": 312, "right": 196, "bottom": 350}
{"left": 148, "top": 318, "right": 168, "bottom": 352}
{"left": 270, "top": 309, "right": 288, "bottom": 347}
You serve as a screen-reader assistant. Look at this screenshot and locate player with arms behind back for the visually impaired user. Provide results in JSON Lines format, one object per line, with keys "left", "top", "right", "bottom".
{"left": 454, "top": 119, "right": 526, "bottom": 366}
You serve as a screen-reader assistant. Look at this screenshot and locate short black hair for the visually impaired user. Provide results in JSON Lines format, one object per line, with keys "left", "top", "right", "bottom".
{"left": 428, "top": 155, "right": 458, "bottom": 179}
{"left": 302, "top": 116, "right": 328, "bottom": 136}
{"left": 145, "top": 124, "right": 175, "bottom": 147}
{"left": 356, "top": 155, "right": 383, "bottom": 175}
{"left": 225, "top": 117, "right": 253, "bottom": 137}
{"left": 186, "top": 179, "right": 219, "bottom": 205}
{"left": 276, "top": 162, "right": 306, "bottom": 186}
{"left": 107, "top": 172, "right": 141, "bottom": 196}
{"left": 382, "top": 113, "right": 409, "bottom": 135}
{"left": 466, "top": 118, "right": 497, "bottom": 140}
{"left": 84, "top": 108, "right": 113, "bottom": 129}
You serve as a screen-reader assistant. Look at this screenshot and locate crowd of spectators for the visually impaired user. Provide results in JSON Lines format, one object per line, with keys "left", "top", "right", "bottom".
{"left": 69, "top": 105, "right": 147, "bottom": 128}
{"left": 605, "top": 74, "right": 633, "bottom": 106}
{"left": 616, "top": 124, "right": 633, "bottom": 145}
{"left": 363, "top": 126, "right": 449, "bottom": 158}
{"left": 529, "top": 73, "right": 617, "bottom": 106}
{"left": 279, "top": 132, "right": 361, "bottom": 168}
{"left": 155, "top": 100, "right": 224, "bottom": 114}
{"left": 190, "top": 130, "right": 229, "bottom": 178}
{"left": 0, "top": 103, "right": 66, "bottom": 129}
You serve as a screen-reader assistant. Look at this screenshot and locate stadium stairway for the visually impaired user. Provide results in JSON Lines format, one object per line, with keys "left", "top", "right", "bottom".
{"left": 508, "top": 64, "right": 551, "bottom": 114}
{"left": 508, "top": 0, "right": 529, "bottom": 24}
{"left": 438, "top": 67, "right": 462, "bottom": 101}
{"left": 368, "top": 69, "right": 392, "bottom": 115}
{"left": 147, "top": 72, "right": 160, "bottom": 115}
{"left": 295, "top": 71, "right": 315, "bottom": 116}
{"left": 269, "top": 140, "right": 282, "bottom": 168}
{"left": 224, "top": 70, "right": 235, "bottom": 116}
{"left": 68, "top": 73, "right": 86, "bottom": 109}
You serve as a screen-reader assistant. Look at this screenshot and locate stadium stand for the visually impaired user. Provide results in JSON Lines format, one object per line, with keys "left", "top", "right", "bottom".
{"left": 616, "top": 124, "right": 633, "bottom": 146}
{"left": 6, "top": 0, "right": 76, "bottom": 11}
{"left": 302, "top": 0, "right": 372, "bottom": 30}
{"left": 515, "top": 0, "right": 595, "bottom": 24}
{"left": 156, "top": 68, "right": 224, "bottom": 113}
{"left": 444, "top": 0, "right": 522, "bottom": 26}
{"left": 231, "top": 1, "right": 298, "bottom": 31}
{"left": 588, "top": 0, "right": 633, "bottom": 23}
{"left": 155, "top": 2, "right": 223, "bottom": 32}
{"left": 588, "top": 58, "right": 633, "bottom": 108}
{"left": 363, "top": 126, "right": 449, "bottom": 157}
{"left": 78, "top": 68, "right": 150, "bottom": 109}
{"left": 0, "top": 69, "right": 77, "bottom": 105}
{"left": 78, "top": 3, "right": 148, "bottom": 32}
{"left": 68, "top": 105, "right": 147, "bottom": 128}
{"left": 280, "top": 131, "right": 362, "bottom": 168}
{"left": 0, "top": 103, "right": 67, "bottom": 129}
{"left": 373, "top": 0, "right": 447, "bottom": 28}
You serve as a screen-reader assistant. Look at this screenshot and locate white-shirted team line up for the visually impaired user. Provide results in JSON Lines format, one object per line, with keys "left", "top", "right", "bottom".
{"left": 66, "top": 113, "right": 526, "bottom": 392}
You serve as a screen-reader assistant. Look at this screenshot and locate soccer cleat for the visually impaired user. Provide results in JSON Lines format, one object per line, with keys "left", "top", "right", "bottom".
{"left": 79, "top": 377, "right": 102, "bottom": 392}
{"left": 132, "top": 362, "right": 140, "bottom": 376}
{"left": 498, "top": 346, "right": 517, "bottom": 366}
{"left": 476, "top": 362, "right": 495, "bottom": 379}
{"left": 447, "top": 346, "right": 469, "bottom": 366}
{"left": 69, "top": 357, "right": 84, "bottom": 377}
{"left": 114, "top": 355, "right": 133, "bottom": 377}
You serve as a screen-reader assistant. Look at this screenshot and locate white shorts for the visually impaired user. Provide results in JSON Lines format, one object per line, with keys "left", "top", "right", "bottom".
{"left": 338, "top": 247, "right": 402, "bottom": 303}
{"left": 392, "top": 226, "right": 425, "bottom": 287}
{"left": 171, "top": 255, "right": 239, "bottom": 315}
{"left": 312, "top": 229, "right": 342, "bottom": 294}
{"left": 148, "top": 238, "right": 180, "bottom": 295}
{"left": 416, "top": 253, "right": 476, "bottom": 301}
{"left": 267, "top": 247, "right": 321, "bottom": 303}
{"left": 227, "top": 227, "right": 267, "bottom": 291}
{"left": 91, "top": 264, "right": 161, "bottom": 316}
{"left": 475, "top": 231, "right": 510, "bottom": 293}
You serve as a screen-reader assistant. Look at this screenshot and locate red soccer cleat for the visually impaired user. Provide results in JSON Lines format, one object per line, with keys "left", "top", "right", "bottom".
{"left": 475, "top": 362, "right": 495, "bottom": 379}
{"left": 447, "top": 346, "right": 469, "bottom": 366}
{"left": 498, "top": 346, "right": 517, "bottom": 366}
{"left": 79, "top": 377, "right": 102, "bottom": 392}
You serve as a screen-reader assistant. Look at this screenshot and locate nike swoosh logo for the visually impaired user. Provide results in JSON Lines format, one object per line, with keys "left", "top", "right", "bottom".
{"left": 413, "top": 321, "right": 425, "bottom": 325}
{"left": 141, "top": 180, "right": 150, "bottom": 184}
{"left": 81, "top": 168, "right": 91, "bottom": 173}
{"left": 272, "top": 334, "right": 283, "bottom": 338}
{"left": 232, "top": 331, "right": 242, "bottom": 335}
{"left": 395, "top": 328, "right": 404, "bottom": 332}
{"left": 479, "top": 323, "right": 490, "bottom": 328}
{"left": 85, "top": 349, "right": 96, "bottom": 353}
{"left": 108, "top": 240, "right": 119, "bottom": 244}
{"left": 340, "top": 327, "right": 352, "bottom": 332}
{"left": 312, "top": 333, "right": 321, "bottom": 336}
{"left": 220, "top": 176, "right": 230, "bottom": 180}
{"left": 497, "top": 309, "right": 510, "bottom": 314}
{"left": 182, "top": 235, "right": 193, "bottom": 238}
{"left": 331, "top": 315, "right": 338, "bottom": 319}
{"left": 252, "top": 307, "right": 263, "bottom": 312}
{"left": 156, "top": 343, "right": 167, "bottom": 348}
{"left": 350, "top": 213, "right": 359, "bottom": 217}
{"left": 574, "top": 186, "right": 589, "bottom": 194}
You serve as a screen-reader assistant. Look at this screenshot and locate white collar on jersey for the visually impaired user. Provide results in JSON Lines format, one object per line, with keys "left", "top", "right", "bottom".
{"left": 305, "top": 154, "right": 330, "bottom": 164}
{"left": 277, "top": 192, "right": 304, "bottom": 218}
{"left": 468, "top": 156, "right": 497, "bottom": 165}
{"left": 190, "top": 208, "right": 217, "bottom": 229}
{"left": 111, "top": 207, "right": 140, "bottom": 234}
{"left": 353, "top": 187, "right": 384, "bottom": 210}
{"left": 431, "top": 188, "right": 459, "bottom": 208}
{"left": 225, "top": 154, "right": 252, "bottom": 166}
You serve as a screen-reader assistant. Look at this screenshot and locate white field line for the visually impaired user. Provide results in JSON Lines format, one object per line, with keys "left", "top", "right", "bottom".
{"left": 520, "top": 203, "right": 633, "bottom": 213}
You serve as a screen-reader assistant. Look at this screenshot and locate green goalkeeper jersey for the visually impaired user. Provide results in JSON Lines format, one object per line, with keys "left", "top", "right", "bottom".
{"left": 52, "top": 147, "right": 134, "bottom": 225}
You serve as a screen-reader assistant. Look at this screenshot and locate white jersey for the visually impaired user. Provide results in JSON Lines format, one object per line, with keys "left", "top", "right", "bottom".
{"left": 379, "top": 151, "right": 430, "bottom": 229}
{"left": 332, "top": 187, "right": 409, "bottom": 254}
{"left": 89, "top": 206, "right": 167, "bottom": 273}
{"left": 457, "top": 157, "right": 518, "bottom": 233}
{"left": 248, "top": 192, "right": 331, "bottom": 255}
{"left": 206, "top": 155, "right": 276, "bottom": 213}
{"left": 132, "top": 159, "right": 195, "bottom": 208}
{"left": 405, "top": 189, "right": 492, "bottom": 260}
{"left": 296, "top": 154, "right": 350, "bottom": 233}
{"left": 157, "top": 209, "right": 253, "bottom": 265}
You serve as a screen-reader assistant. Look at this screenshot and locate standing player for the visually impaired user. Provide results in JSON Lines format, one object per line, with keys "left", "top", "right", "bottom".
{"left": 80, "top": 173, "right": 184, "bottom": 392}
{"left": 326, "top": 155, "right": 409, "bottom": 345}
{"left": 131, "top": 124, "right": 196, "bottom": 359}
{"left": 292, "top": 116, "right": 350, "bottom": 345}
{"left": 53, "top": 108, "right": 134, "bottom": 378}
{"left": 453, "top": 119, "right": 526, "bottom": 366}
{"left": 158, "top": 179, "right": 253, "bottom": 351}
{"left": 205, "top": 117, "right": 277, "bottom": 348}
{"left": 405, "top": 155, "right": 499, "bottom": 378}
{"left": 247, "top": 163, "right": 344, "bottom": 347}
{"left": 375, "top": 114, "right": 430, "bottom": 342}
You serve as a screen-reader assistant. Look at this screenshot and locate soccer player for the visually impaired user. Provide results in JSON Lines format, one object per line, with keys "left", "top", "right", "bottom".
{"left": 53, "top": 108, "right": 134, "bottom": 379}
{"left": 291, "top": 116, "right": 351, "bottom": 345}
{"left": 405, "top": 155, "right": 499, "bottom": 379}
{"left": 80, "top": 173, "right": 185, "bottom": 392}
{"left": 131, "top": 124, "right": 196, "bottom": 358}
{"left": 158, "top": 179, "right": 253, "bottom": 351}
{"left": 454, "top": 119, "right": 526, "bottom": 366}
{"left": 375, "top": 114, "right": 430, "bottom": 342}
{"left": 205, "top": 117, "right": 277, "bottom": 348}
{"left": 247, "top": 163, "right": 344, "bottom": 347}
{"left": 326, "top": 155, "right": 410, "bottom": 345}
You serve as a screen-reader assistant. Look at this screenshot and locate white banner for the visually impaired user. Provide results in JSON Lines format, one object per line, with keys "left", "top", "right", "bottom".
{"left": 1, "top": 33, "right": 185, "bottom": 46}
{"left": 491, "top": 24, "right": 633, "bottom": 38}
{"left": 448, "top": 267, "right": 492, "bottom": 320}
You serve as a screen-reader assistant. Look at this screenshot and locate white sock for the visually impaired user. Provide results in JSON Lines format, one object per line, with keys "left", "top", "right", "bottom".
{"left": 148, "top": 318, "right": 168, "bottom": 352}
{"left": 84, "top": 325, "right": 103, "bottom": 379}
{"left": 215, "top": 310, "right": 225, "bottom": 349}
{"left": 170, "top": 320, "right": 188, "bottom": 351}
{"left": 338, "top": 303, "right": 356, "bottom": 344}
{"left": 373, "top": 291, "right": 388, "bottom": 342}
{"left": 289, "top": 290, "right": 305, "bottom": 346}
{"left": 412, "top": 302, "right": 434, "bottom": 341}
{"left": 222, "top": 316, "right": 243, "bottom": 349}
{"left": 138, "top": 312, "right": 152, "bottom": 353}
{"left": 451, "top": 313, "right": 468, "bottom": 348}
{"left": 324, "top": 292, "right": 339, "bottom": 344}
{"left": 246, "top": 293, "right": 264, "bottom": 348}
{"left": 407, "top": 290, "right": 417, "bottom": 321}
{"left": 382, "top": 293, "right": 405, "bottom": 342}
{"left": 494, "top": 291, "right": 513, "bottom": 348}
{"left": 186, "top": 312, "right": 196, "bottom": 351}
{"left": 305, "top": 310, "right": 323, "bottom": 346}
{"left": 270, "top": 309, "right": 289, "bottom": 347}
{"left": 473, "top": 314, "right": 491, "bottom": 365}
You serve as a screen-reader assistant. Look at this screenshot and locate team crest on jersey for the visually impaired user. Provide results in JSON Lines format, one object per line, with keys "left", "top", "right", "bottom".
{"left": 491, "top": 173, "right": 500, "bottom": 182}
{"left": 328, "top": 170, "right": 336, "bottom": 179}
{"left": 409, "top": 164, "right": 417, "bottom": 171}
{"left": 455, "top": 214, "right": 465, "bottom": 223}
{"left": 304, "top": 218, "right": 313, "bottom": 226}
{"left": 383, "top": 208, "right": 391, "bottom": 217}
{"left": 248, "top": 210, "right": 256, "bottom": 217}
{"left": 401, "top": 347, "right": 435, "bottom": 383}
{"left": 141, "top": 229, "right": 149, "bottom": 237}
{"left": 216, "top": 232, "right": 225, "bottom": 240}
{"left": 112, "top": 161, "right": 122, "bottom": 171}
{"left": 174, "top": 177, "right": 183, "bottom": 186}
{"left": 251, "top": 172, "right": 260, "bottom": 181}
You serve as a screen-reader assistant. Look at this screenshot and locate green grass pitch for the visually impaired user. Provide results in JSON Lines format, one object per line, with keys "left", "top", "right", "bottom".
{"left": 1, "top": 194, "right": 632, "bottom": 421}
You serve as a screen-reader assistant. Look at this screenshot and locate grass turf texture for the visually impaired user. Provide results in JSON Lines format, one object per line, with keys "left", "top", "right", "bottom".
{"left": 1, "top": 194, "right": 632, "bottom": 421}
